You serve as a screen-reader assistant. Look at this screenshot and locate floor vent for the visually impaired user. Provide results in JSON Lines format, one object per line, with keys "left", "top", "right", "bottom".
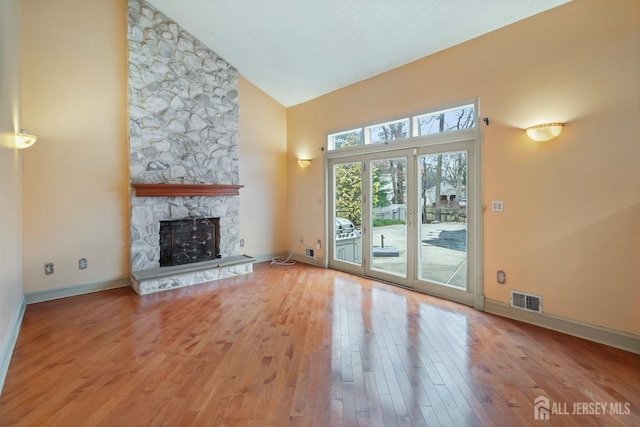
{"left": 510, "top": 290, "right": 542, "bottom": 313}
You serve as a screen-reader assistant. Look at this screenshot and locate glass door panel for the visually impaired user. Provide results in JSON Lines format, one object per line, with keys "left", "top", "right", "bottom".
{"left": 332, "top": 162, "right": 363, "bottom": 267}
{"left": 369, "top": 157, "right": 408, "bottom": 279}
{"left": 418, "top": 151, "right": 468, "bottom": 289}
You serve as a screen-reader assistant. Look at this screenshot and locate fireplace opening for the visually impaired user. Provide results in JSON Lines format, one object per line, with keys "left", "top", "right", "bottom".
{"left": 159, "top": 217, "right": 221, "bottom": 267}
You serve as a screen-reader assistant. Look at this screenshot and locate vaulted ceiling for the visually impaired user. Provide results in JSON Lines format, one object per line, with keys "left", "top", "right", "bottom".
{"left": 146, "top": 0, "right": 570, "bottom": 107}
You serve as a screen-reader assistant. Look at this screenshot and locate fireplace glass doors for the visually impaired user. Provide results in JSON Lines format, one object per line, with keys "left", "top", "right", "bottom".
{"left": 159, "top": 217, "right": 220, "bottom": 267}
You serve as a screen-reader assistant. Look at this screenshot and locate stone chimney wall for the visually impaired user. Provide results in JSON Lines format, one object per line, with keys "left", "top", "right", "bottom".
{"left": 127, "top": 0, "right": 240, "bottom": 271}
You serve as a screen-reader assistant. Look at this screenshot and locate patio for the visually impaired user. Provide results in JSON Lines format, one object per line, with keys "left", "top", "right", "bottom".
{"left": 370, "top": 223, "right": 467, "bottom": 288}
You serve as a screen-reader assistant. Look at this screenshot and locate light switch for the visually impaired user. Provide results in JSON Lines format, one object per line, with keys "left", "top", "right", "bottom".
{"left": 491, "top": 201, "right": 504, "bottom": 212}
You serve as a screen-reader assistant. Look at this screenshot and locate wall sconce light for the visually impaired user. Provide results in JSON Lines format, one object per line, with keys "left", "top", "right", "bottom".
{"left": 297, "top": 159, "right": 311, "bottom": 168}
{"left": 15, "top": 130, "right": 37, "bottom": 149}
{"left": 525, "top": 123, "right": 564, "bottom": 142}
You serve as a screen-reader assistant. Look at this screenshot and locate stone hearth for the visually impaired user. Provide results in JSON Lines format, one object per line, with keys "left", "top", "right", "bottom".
{"left": 131, "top": 255, "right": 253, "bottom": 295}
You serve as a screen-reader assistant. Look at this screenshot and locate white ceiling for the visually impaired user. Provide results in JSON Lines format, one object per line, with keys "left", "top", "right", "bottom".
{"left": 146, "top": 0, "right": 570, "bottom": 107}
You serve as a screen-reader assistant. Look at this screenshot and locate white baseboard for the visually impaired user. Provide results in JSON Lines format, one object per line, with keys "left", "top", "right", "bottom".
{"left": 0, "top": 295, "right": 25, "bottom": 396}
{"left": 24, "top": 277, "right": 130, "bottom": 305}
{"left": 252, "top": 252, "right": 325, "bottom": 268}
{"left": 484, "top": 299, "right": 640, "bottom": 354}
{"left": 251, "top": 253, "right": 289, "bottom": 264}
{"left": 290, "top": 254, "right": 325, "bottom": 268}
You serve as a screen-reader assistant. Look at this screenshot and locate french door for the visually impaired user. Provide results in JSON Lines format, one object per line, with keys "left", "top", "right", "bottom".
{"left": 328, "top": 138, "right": 481, "bottom": 307}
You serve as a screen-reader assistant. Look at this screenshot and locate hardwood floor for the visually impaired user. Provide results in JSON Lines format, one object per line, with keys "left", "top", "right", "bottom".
{"left": 1, "top": 262, "right": 638, "bottom": 426}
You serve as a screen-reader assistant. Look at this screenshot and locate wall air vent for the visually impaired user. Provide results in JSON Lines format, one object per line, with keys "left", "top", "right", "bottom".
{"left": 510, "top": 290, "right": 542, "bottom": 313}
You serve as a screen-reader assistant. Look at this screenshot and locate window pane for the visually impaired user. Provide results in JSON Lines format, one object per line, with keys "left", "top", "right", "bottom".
{"left": 418, "top": 151, "right": 467, "bottom": 289}
{"left": 370, "top": 157, "right": 407, "bottom": 278}
{"left": 414, "top": 105, "right": 475, "bottom": 136}
{"left": 328, "top": 128, "right": 363, "bottom": 151}
{"left": 333, "top": 162, "right": 362, "bottom": 265}
{"left": 334, "top": 162, "right": 362, "bottom": 228}
{"left": 365, "top": 118, "right": 410, "bottom": 144}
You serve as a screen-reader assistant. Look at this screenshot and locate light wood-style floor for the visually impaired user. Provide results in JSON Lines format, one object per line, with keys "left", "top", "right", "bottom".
{"left": 1, "top": 262, "right": 638, "bottom": 426}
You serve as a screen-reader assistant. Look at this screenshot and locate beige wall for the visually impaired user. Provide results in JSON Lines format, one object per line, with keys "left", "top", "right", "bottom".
{"left": 0, "top": 0, "right": 24, "bottom": 365}
{"left": 21, "top": 0, "right": 130, "bottom": 292}
{"left": 238, "top": 77, "right": 289, "bottom": 258}
{"left": 287, "top": 0, "right": 640, "bottom": 335}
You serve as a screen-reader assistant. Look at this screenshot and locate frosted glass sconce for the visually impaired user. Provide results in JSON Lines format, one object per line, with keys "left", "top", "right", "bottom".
{"left": 525, "top": 123, "right": 564, "bottom": 142}
{"left": 15, "top": 130, "right": 37, "bottom": 149}
{"left": 297, "top": 159, "right": 311, "bottom": 168}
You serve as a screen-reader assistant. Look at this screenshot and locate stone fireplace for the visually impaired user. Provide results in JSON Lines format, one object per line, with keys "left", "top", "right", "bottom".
{"left": 127, "top": 0, "right": 253, "bottom": 295}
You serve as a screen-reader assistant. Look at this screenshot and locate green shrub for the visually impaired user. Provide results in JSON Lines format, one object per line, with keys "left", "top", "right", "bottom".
{"left": 372, "top": 218, "right": 406, "bottom": 227}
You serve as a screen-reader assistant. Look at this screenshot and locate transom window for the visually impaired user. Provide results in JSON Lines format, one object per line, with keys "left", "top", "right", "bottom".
{"left": 327, "top": 102, "right": 476, "bottom": 151}
{"left": 365, "top": 118, "right": 410, "bottom": 144}
{"left": 328, "top": 128, "right": 362, "bottom": 150}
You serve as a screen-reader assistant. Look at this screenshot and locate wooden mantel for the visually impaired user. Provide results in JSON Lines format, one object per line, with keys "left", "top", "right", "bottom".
{"left": 131, "top": 183, "right": 244, "bottom": 197}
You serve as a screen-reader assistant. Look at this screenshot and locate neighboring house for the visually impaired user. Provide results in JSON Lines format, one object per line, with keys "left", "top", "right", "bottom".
{"left": 422, "top": 182, "right": 462, "bottom": 207}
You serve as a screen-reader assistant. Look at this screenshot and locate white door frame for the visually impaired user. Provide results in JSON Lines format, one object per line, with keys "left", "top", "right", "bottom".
{"left": 325, "top": 129, "right": 483, "bottom": 309}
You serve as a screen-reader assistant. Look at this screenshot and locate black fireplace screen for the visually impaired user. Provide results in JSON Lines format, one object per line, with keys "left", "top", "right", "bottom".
{"left": 159, "top": 217, "right": 221, "bottom": 267}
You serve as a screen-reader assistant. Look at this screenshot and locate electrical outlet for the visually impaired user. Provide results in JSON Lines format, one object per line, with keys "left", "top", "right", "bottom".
{"left": 240, "top": 238, "right": 245, "bottom": 248}
{"left": 316, "top": 239, "right": 321, "bottom": 250}
{"left": 497, "top": 270, "right": 506, "bottom": 284}
{"left": 45, "top": 263, "right": 54, "bottom": 275}
{"left": 79, "top": 258, "right": 88, "bottom": 270}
